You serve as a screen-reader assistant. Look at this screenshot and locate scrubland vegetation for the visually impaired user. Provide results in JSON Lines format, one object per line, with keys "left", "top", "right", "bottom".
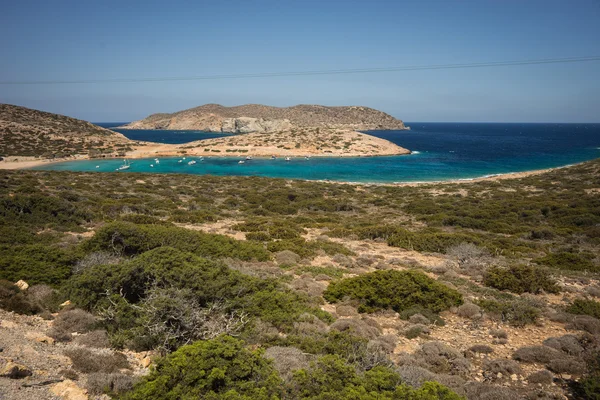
{"left": 1, "top": 159, "right": 600, "bottom": 398}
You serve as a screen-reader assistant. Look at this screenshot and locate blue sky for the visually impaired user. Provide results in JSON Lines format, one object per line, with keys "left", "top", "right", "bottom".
{"left": 1, "top": 0, "right": 599, "bottom": 122}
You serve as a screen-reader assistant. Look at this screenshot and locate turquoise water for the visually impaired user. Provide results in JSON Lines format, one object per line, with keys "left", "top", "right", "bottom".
{"left": 33, "top": 123, "right": 600, "bottom": 183}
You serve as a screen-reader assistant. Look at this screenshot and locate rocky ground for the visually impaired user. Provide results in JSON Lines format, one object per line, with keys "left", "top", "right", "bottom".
{"left": 0, "top": 308, "right": 150, "bottom": 400}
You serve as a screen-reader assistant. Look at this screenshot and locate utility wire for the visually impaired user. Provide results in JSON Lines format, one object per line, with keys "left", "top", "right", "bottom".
{"left": 1, "top": 55, "right": 599, "bottom": 85}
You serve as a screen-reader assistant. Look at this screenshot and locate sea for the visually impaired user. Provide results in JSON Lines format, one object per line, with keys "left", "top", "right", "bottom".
{"left": 31, "top": 122, "right": 600, "bottom": 183}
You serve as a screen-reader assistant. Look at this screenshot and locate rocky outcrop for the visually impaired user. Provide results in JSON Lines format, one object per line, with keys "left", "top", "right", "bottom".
{"left": 119, "top": 104, "right": 408, "bottom": 132}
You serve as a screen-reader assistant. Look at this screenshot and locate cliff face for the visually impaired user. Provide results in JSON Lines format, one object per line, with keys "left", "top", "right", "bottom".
{"left": 0, "top": 104, "right": 135, "bottom": 157}
{"left": 119, "top": 104, "right": 408, "bottom": 132}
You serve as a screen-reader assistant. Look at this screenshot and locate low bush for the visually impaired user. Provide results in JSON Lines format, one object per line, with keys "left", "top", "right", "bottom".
{"left": 527, "top": 370, "right": 554, "bottom": 384}
{"left": 489, "top": 329, "right": 508, "bottom": 339}
{"left": 542, "top": 335, "right": 584, "bottom": 356}
{"left": 566, "top": 298, "right": 600, "bottom": 320}
{"left": 263, "top": 346, "right": 311, "bottom": 381}
{"left": 86, "top": 372, "right": 137, "bottom": 395}
{"left": 323, "top": 270, "right": 463, "bottom": 314}
{"left": 64, "top": 348, "right": 130, "bottom": 373}
{"left": 468, "top": 345, "right": 494, "bottom": 355}
{"left": 547, "top": 358, "right": 587, "bottom": 375}
{"left": 568, "top": 315, "right": 600, "bottom": 335}
{"left": 414, "top": 341, "right": 471, "bottom": 376}
{"left": 387, "top": 229, "right": 479, "bottom": 254}
{"left": 49, "top": 309, "right": 97, "bottom": 342}
{"left": 477, "top": 299, "right": 540, "bottom": 327}
{"left": 483, "top": 265, "right": 560, "bottom": 294}
{"left": 456, "top": 303, "right": 482, "bottom": 319}
{"left": 74, "top": 330, "right": 111, "bottom": 348}
{"left": 512, "top": 345, "right": 562, "bottom": 364}
{"left": 482, "top": 358, "right": 522, "bottom": 376}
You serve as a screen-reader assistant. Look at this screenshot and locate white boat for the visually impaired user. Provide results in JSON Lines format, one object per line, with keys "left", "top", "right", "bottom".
{"left": 188, "top": 160, "right": 197, "bottom": 165}
{"left": 117, "top": 159, "right": 131, "bottom": 171}
{"left": 238, "top": 160, "right": 245, "bottom": 164}
{"left": 271, "top": 156, "right": 276, "bottom": 159}
{"left": 155, "top": 159, "right": 160, "bottom": 164}
{"left": 95, "top": 165, "right": 100, "bottom": 168}
{"left": 246, "top": 156, "right": 253, "bottom": 160}
{"left": 150, "top": 164, "right": 154, "bottom": 167}
{"left": 178, "top": 159, "right": 183, "bottom": 163}
{"left": 285, "top": 157, "right": 291, "bottom": 161}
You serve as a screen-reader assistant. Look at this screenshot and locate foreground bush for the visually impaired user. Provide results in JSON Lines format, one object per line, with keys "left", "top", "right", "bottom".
{"left": 323, "top": 270, "right": 462, "bottom": 314}
{"left": 122, "top": 336, "right": 283, "bottom": 400}
{"left": 83, "top": 221, "right": 270, "bottom": 261}
{"left": 477, "top": 299, "right": 540, "bottom": 327}
{"left": 483, "top": 265, "right": 560, "bottom": 294}
{"left": 123, "top": 336, "right": 464, "bottom": 400}
{"left": 65, "top": 247, "right": 329, "bottom": 350}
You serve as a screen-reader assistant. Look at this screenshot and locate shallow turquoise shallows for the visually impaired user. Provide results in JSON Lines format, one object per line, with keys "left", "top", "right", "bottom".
{"left": 31, "top": 123, "right": 600, "bottom": 183}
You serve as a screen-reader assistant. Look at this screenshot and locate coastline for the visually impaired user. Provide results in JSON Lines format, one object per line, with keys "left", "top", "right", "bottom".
{"left": 0, "top": 155, "right": 589, "bottom": 186}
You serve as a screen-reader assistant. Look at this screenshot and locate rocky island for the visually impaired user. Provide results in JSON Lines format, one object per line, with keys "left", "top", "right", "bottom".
{"left": 118, "top": 103, "right": 409, "bottom": 132}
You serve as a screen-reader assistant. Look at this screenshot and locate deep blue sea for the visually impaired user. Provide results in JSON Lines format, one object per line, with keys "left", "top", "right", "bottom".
{"left": 32, "top": 123, "right": 600, "bottom": 183}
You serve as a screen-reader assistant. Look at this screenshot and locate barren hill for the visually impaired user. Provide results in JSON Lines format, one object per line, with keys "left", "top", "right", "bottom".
{"left": 119, "top": 104, "right": 408, "bottom": 132}
{"left": 0, "top": 104, "right": 135, "bottom": 158}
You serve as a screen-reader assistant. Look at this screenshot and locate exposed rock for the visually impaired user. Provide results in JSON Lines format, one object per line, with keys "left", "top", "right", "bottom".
{"left": 50, "top": 379, "right": 88, "bottom": 400}
{"left": 119, "top": 103, "right": 409, "bottom": 132}
{"left": 0, "top": 361, "right": 33, "bottom": 379}
{"left": 25, "top": 331, "right": 55, "bottom": 345}
{"left": 60, "top": 300, "right": 72, "bottom": 308}
{"left": 15, "top": 280, "right": 29, "bottom": 291}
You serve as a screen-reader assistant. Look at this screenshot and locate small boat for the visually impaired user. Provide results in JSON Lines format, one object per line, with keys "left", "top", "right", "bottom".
{"left": 271, "top": 155, "right": 276, "bottom": 159}
{"left": 178, "top": 159, "right": 183, "bottom": 163}
{"left": 245, "top": 156, "right": 253, "bottom": 160}
{"left": 188, "top": 160, "right": 197, "bottom": 165}
{"left": 182, "top": 157, "right": 186, "bottom": 160}
{"left": 117, "top": 159, "right": 131, "bottom": 171}
{"left": 305, "top": 156, "right": 311, "bottom": 160}
{"left": 238, "top": 160, "right": 245, "bottom": 164}
{"left": 95, "top": 165, "right": 100, "bottom": 168}
{"left": 285, "top": 157, "right": 291, "bottom": 161}
{"left": 155, "top": 159, "right": 160, "bottom": 164}
{"left": 150, "top": 164, "right": 154, "bottom": 167}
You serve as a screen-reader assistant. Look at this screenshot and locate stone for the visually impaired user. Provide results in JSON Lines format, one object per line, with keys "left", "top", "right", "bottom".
{"left": 60, "top": 300, "right": 72, "bottom": 308}
{"left": 510, "top": 374, "right": 518, "bottom": 381}
{"left": 0, "top": 320, "right": 18, "bottom": 329}
{"left": 15, "top": 280, "right": 29, "bottom": 291}
{"left": 0, "top": 362, "right": 33, "bottom": 379}
{"left": 51, "top": 379, "right": 88, "bottom": 400}
{"left": 141, "top": 356, "right": 152, "bottom": 368}
{"left": 25, "top": 332, "right": 55, "bottom": 345}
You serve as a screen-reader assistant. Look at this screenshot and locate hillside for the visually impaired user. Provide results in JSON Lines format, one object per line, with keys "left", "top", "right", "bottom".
{"left": 0, "top": 104, "right": 136, "bottom": 158}
{"left": 1, "top": 160, "right": 600, "bottom": 399}
{"left": 119, "top": 103, "right": 409, "bottom": 132}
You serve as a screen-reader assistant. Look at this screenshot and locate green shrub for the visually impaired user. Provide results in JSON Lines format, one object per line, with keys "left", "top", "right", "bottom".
{"left": 65, "top": 247, "right": 330, "bottom": 348}
{"left": 291, "top": 355, "right": 464, "bottom": 399}
{"left": 122, "top": 336, "right": 282, "bottom": 400}
{"left": 534, "top": 251, "right": 599, "bottom": 272}
{"left": 323, "top": 270, "right": 463, "bottom": 314}
{"left": 566, "top": 298, "right": 600, "bottom": 319}
{"left": 483, "top": 265, "right": 560, "bottom": 294}
{"left": 477, "top": 299, "right": 540, "bottom": 327}
{"left": 387, "top": 229, "right": 479, "bottom": 253}
{"left": 83, "top": 221, "right": 270, "bottom": 261}
{"left": 0, "top": 244, "right": 78, "bottom": 285}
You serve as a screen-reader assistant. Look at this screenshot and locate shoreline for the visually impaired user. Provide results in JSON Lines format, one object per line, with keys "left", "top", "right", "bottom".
{"left": 0, "top": 155, "right": 590, "bottom": 186}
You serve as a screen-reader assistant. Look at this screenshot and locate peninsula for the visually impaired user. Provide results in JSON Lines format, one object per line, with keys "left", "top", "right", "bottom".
{"left": 118, "top": 103, "right": 409, "bottom": 132}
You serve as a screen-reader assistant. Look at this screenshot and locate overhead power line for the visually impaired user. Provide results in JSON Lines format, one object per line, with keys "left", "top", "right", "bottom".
{"left": 1, "top": 56, "right": 599, "bottom": 85}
